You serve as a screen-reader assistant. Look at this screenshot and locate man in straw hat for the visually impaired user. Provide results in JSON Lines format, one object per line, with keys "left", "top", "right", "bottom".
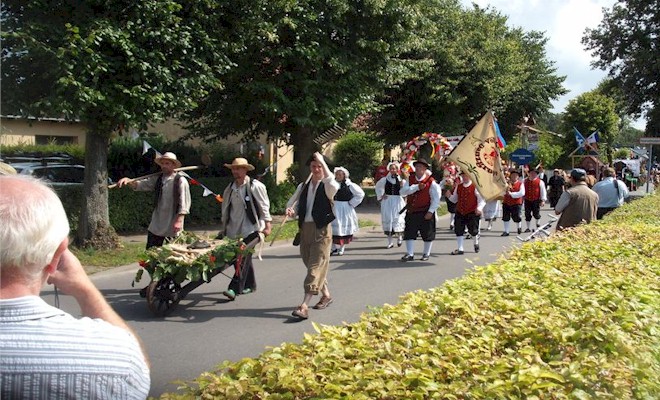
{"left": 399, "top": 158, "right": 441, "bottom": 262}
{"left": 218, "top": 157, "right": 272, "bottom": 301}
{"left": 118, "top": 152, "right": 192, "bottom": 296}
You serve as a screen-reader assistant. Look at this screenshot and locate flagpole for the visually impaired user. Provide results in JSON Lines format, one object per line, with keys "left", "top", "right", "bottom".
{"left": 108, "top": 165, "right": 202, "bottom": 188}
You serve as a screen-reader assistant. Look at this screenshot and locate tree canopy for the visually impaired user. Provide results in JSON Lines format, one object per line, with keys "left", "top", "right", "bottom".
{"left": 583, "top": 0, "right": 659, "bottom": 134}
{"left": 1, "top": 0, "right": 227, "bottom": 246}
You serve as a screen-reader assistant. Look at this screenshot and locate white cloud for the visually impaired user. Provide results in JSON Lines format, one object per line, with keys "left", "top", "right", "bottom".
{"left": 458, "top": 1, "right": 644, "bottom": 128}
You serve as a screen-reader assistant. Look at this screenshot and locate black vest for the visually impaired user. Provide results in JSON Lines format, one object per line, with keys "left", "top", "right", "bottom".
{"left": 334, "top": 182, "right": 354, "bottom": 201}
{"left": 385, "top": 178, "right": 401, "bottom": 195}
{"left": 298, "top": 181, "right": 335, "bottom": 228}
{"left": 154, "top": 173, "right": 182, "bottom": 216}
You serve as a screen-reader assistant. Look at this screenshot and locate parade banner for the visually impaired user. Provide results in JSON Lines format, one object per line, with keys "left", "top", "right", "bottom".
{"left": 446, "top": 111, "right": 508, "bottom": 201}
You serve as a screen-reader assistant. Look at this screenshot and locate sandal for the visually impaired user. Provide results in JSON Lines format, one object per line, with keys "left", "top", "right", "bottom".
{"left": 450, "top": 249, "right": 464, "bottom": 255}
{"left": 291, "top": 306, "right": 309, "bottom": 319}
{"left": 312, "top": 296, "right": 333, "bottom": 310}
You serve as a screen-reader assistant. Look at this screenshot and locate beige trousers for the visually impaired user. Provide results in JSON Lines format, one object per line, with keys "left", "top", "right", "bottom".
{"left": 299, "top": 221, "right": 332, "bottom": 294}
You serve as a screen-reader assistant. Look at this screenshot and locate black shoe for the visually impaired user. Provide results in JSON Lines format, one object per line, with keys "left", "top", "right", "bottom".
{"left": 501, "top": 232, "right": 509, "bottom": 237}
{"left": 524, "top": 228, "right": 532, "bottom": 233}
{"left": 474, "top": 243, "right": 480, "bottom": 253}
{"left": 517, "top": 227, "right": 522, "bottom": 234}
{"left": 330, "top": 249, "right": 339, "bottom": 256}
{"left": 400, "top": 254, "right": 414, "bottom": 262}
{"left": 420, "top": 254, "right": 430, "bottom": 261}
{"left": 465, "top": 233, "right": 472, "bottom": 240}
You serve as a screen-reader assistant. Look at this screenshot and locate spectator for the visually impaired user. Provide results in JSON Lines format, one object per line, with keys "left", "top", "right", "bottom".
{"left": 592, "top": 167, "right": 629, "bottom": 219}
{"left": 555, "top": 168, "right": 599, "bottom": 230}
{"left": 546, "top": 169, "right": 565, "bottom": 208}
{"left": 0, "top": 175, "right": 150, "bottom": 399}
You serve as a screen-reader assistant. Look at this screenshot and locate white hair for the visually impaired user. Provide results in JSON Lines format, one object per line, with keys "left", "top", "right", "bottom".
{"left": 0, "top": 175, "right": 70, "bottom": 278}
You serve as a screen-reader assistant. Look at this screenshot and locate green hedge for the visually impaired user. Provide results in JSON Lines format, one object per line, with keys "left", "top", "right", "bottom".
{"left": 57, "top": 177, "right": 232, "bottom": 233}
{"left": 161, "top": 195, "right": 660, "bottom": 399}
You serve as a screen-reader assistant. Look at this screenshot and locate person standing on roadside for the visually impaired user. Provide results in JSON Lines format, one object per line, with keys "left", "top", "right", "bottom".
{"left": 375, "top": 162, "right": 407, "bottom": 249}
{"left": 592, "top": 167, "right": 629, "bottom": 220}
{"left": 523, "top": 167, "right": 547, "bottom": 232}
{"left": 447, "top": 169, "right": 485, "bottom": 254}
{"left": 330, "top": 167, "right": 365, "bottom": 256}
{"left": 285, "top": 152, "right": 339, "bottom": 320}
{"left": 555, "top": 168, "right": 599, "bottom": 230}
{"left": 547, "top": 169, "right": 565, "bottom": 208}
{"left": 399, "top": 159, "right": 440, "bottom": 262}
{"left": 217, "top": 157, "right": 272, "bottom": 300}
{"left": 0, "top": 175, "right": 151, "bottom": 399}
{"left": 117, "top": 152, "right": 191, "bottom": 249}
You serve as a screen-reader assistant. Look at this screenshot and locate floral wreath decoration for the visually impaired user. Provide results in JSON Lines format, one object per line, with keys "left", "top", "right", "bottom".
{"left": 399, "top": 132, "right": 454, "bottom": 174}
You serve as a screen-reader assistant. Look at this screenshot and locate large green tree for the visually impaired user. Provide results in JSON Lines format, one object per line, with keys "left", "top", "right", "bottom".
{"left": 1, "top": 0, "right": 227, "bottom": 247}
{"left": 184, "top": 0, "right": 424, "bottom": 176}
{"left": 560, "top": 91, "right": 619, "bottom": 164}
{"left": 373, "top": 3, "right": 566, "bottom": 144}
{"left": 583, "top": 0, "right": 659, "bottom": 134}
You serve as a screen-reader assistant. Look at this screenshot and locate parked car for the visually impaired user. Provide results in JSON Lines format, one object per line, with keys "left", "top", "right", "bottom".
{"left": 12, "top": 163, "right": 87, "bottom": 186}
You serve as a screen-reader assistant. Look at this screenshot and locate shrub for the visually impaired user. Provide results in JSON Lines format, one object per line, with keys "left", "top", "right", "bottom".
{"left": 333, "top": 132, "right": 383, "bottom": 184}
{"left": 160, "top": 194, "right": 660, "bottom": 399}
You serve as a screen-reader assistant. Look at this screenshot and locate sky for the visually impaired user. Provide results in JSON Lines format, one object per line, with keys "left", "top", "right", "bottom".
{"left": 458, "top": 0, "right": 646, "bottom": 129}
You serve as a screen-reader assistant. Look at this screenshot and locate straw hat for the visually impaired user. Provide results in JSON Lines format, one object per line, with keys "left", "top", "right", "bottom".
{"left": 224, "top": 157, "right": 255, "bottom": 171}
{"left": 155, "top": 152, "right": 182, "bottom": 168}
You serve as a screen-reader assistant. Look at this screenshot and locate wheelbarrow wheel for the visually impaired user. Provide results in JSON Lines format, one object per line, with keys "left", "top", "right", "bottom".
{"left": 146, "top": 277, "right": 182, "bottom": 317}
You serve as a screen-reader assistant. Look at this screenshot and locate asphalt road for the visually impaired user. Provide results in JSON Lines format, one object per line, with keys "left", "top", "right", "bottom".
{"left": 41, "top": 209, "right": 545, "bottom": 397}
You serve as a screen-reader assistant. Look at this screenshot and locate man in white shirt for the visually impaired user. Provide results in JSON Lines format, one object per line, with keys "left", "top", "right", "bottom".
{"left": 592, "top": 167, "right": 629, "bottom": 219}
{"left": 0, "top": 175, "right": 150, "bottom": 399}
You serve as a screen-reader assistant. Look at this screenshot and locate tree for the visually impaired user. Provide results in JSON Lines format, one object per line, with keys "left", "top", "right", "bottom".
{"left": 1, "top": 1, "right": 227, "bottom": 247}
{"left": 560, "top": 92, "right": 619, "bottom": 164}
{"left": 373, "top": 3, "right": 566, "bottom": 144}
{"left": 332, "top": 132, "right": 383, "bottom": 184}
{"left": 184, "top": 0, "right": 423, "bottom": 178}
{"left": 583, "top": 0, "right": 659, "bottom": 134}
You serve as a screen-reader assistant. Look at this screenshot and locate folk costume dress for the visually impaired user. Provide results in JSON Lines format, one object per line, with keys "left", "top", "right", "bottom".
{"left": 375, "top": 171, "right": 406, "bottom": 248}
{"left": 331, "top": 169, "right": 365, "bottom": 255}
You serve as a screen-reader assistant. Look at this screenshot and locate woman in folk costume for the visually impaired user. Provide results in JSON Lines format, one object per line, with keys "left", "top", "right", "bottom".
{"left": 482, "top": 198, "right": 501, "bottom": 231}
{"left": 331, "top": 167, "right": 365, "bottom": 255}
{"left": 375, "top": 162, "right": 407, "bottom": 249}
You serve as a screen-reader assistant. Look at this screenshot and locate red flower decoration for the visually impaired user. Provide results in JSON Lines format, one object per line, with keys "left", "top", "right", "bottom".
{"left": 209, "top": 255, "right": 216, "bottom": 263}
{"left": 138, "top": 260, "right": 148, "bottom": 268}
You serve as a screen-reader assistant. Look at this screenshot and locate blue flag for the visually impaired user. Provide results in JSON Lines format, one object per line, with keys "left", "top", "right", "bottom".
{"left": 573, "top": 127, "right": 585, "bottom": 148}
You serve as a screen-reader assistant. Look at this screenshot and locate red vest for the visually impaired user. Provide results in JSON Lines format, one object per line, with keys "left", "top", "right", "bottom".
{"left": 524, "top": 178, "right": 541, "bottom": 201}
{"left": 407, "top": 174, "right": 435, "bottom": 213}
{"left": 457, "top": 183, "right": 478, "bottom": 215}
{"left": 503, "top": 181, "right": 523, "bottom": 206}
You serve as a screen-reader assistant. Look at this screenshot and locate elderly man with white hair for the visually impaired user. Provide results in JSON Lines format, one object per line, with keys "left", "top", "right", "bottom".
{"left": 0, "top": 175, "right": 150, "bottom": 399}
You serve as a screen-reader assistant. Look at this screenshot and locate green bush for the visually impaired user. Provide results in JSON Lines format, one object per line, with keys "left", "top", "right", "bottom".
{"left": 0, "top": 143, "right": 85, "bottom": 163}
{"left": 333, "top": 132, "right": 383, "bottom": 184}
{"left": 160, "top": 195, "right": 660, "bottom": 399}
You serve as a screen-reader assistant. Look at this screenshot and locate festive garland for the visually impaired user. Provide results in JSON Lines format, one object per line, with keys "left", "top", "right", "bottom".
{"left": 400, "top": 132, "right": 454, "bottom": 174}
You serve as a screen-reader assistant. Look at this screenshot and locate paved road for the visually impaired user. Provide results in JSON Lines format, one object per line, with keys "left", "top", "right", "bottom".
{"left": 42, "top": 206, "right": 551, "bottom": 397}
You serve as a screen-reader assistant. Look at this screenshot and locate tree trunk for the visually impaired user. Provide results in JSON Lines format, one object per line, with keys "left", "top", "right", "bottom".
{"left": 293, "top": 126, "right": 319, "bottom": 183}
{"left": 75, "top": 132, "right": 121, "bottom": 249}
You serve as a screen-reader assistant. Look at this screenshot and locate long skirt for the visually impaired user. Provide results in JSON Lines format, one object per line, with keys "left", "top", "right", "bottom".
{"left": 380, "top": 194, "right": 406, "bottom": 235}
{"left": 332, "top": 201, "right": 359, "bottom": 243}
